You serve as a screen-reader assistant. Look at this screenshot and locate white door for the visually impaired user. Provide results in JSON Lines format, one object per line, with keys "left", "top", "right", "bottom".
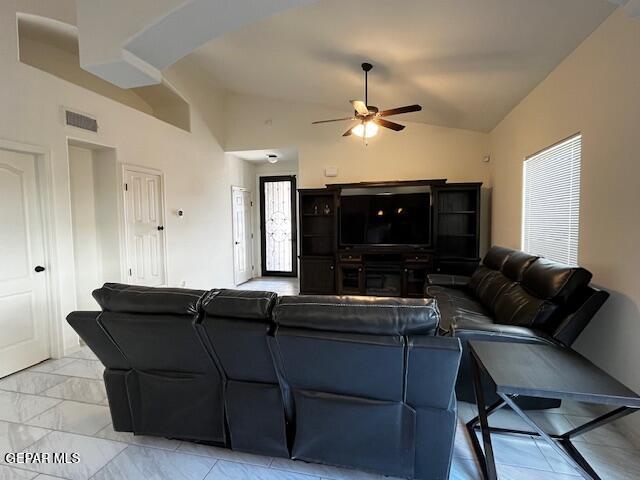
{"left": 124, "top": 168, "right": 166, "bottom": 286}
{"left": 0, "top": 149, "right": 49, "bottom": 377}
{"left": 232, "top": 187, "right": 253, "bottom": 285}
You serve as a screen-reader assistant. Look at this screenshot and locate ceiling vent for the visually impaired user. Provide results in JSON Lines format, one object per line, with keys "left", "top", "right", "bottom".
{"left": 64, "top": 108, "right": 98, "bottom": 133}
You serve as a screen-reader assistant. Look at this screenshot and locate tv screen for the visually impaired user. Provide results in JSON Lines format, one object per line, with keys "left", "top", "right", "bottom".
{"left": 340, "top": 192, "right": 431, "bottom": 246}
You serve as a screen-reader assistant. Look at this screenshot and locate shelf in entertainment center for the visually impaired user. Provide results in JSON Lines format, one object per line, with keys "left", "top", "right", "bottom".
{"left": 303, "top": 233, "right": 334, "bottom": 238}
{"left": 302, "top": 213, "right": 334, "bottom": 217}
{"left": 438, "top": 233, "right": 476, "bottom": 237}
{"left": 439, "top": 210, "right": 476, "bottom": 214}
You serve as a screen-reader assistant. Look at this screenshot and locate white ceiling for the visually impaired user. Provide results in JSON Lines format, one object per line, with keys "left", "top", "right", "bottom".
{"left": 229, "top": 147, "right": 298, "bottom": 163}
{"left": 186, "top": 0, "right": 616, "bottom": 132}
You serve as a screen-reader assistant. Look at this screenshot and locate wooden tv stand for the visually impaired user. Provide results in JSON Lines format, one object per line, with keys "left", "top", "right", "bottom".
{"left": 298, "top": 179, "right": 482, "bottom": 296}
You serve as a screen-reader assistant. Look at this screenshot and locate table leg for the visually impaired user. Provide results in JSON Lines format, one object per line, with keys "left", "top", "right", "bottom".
{"left": 561, "top": 406, "right": 635, "bottom": 440}
{"left": 500, "top": 394, "right": 601, "bottom": 480}
{"left": 468, "top": 353, "right": 498, "bottom": 480}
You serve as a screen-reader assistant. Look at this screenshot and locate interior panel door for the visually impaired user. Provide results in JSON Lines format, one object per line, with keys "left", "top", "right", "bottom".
{"left": 0, "top": 149, "right": 49, "bottom": 377}
{"left": 124, "top": 168, "right": 166, "bottom": 286}
{"left": 232, "top": 187, "right": 253, "bottom": 285}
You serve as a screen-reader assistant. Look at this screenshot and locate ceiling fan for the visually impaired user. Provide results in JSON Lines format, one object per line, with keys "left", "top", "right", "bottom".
{"left": 312, "top": 62, "right": 422, "bottom": 139}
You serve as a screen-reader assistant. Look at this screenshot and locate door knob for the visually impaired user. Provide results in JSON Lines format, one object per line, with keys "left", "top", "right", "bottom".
{"left": 157, "top": 226, "right": 164, "bottom": 231}
{"left": 235, "top": 241, "right": 240, "bottom": 245}
{"left": 34, "top": 266, "right": 45, "bottom": 273}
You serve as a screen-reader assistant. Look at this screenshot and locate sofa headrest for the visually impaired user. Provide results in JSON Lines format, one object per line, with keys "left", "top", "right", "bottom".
{"left": 502, "top": 251, "right": 538, "bottom": 281}
{"left": 201, "top": 289, "right": 277, "bottom": 321}
{"left": 92, "top": 283, "right": 206, "bottom": 315}
{"left": 273, "top": 295, "right": 439, "bottom": 335}
{"left": 483, "top": 246, "right": 514, "bottom": 271}
{"left": 521, "top": 258, "right": 593, "bottom": 303}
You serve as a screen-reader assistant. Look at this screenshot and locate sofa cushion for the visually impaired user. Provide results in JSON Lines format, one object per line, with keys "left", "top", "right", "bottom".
{"left": 468, "top": 265, "right": 493, "bottom": 296}
{"left": 273, "top": 296, "right": 439, "bottom": 335}
{"left": 502, "top": 251, "right": 538, "bottom": 281}
{"left": 202, "top": 289, "right": 277, "bottom": 321}
{"left": 482, "top": 246, "right": 514, "bottom": 271}
{"left": 93, "top": 283, "right": 206, "bottom": 315}
{"left": 476, "top": 271, "right": 515, "bottom": 310}
{"left": 521, "top": 257, "right": 592, "bottom": 303}
{"left": 493, "top": 284, "right": 558, "bottom": 328}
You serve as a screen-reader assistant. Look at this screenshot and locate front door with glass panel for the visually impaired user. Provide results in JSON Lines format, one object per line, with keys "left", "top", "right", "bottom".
{"left": 260, "top": 176, "right": 297, "bottom": 277}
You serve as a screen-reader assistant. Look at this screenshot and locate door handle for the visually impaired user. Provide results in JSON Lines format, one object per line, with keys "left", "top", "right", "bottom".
{"left": 235, "top": 241, "right": 240, "bottom": 245}
{"left": 157, "top": 226, "right": 164, "bottom": 231}
{"left": 34, "top": 266, "right": 45, "bottom": 273}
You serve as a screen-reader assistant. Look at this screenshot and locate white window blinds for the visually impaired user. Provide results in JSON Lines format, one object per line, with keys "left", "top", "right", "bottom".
{"left": 522, "top": 134, "right": 582, "bottom": 265}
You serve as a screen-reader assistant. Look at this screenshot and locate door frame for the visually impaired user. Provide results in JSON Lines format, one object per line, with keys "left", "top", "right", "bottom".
{"left": 231, "top": 186, "right": 254, "bottom": 286}
{"left": 0, "top": 138, "right": 62, "bottom": 359}
{"left": 121, "top": 164, "right": 169, "bottom": 286}
{"left": 259, "top": 175, "right": 298, "bottom": 277}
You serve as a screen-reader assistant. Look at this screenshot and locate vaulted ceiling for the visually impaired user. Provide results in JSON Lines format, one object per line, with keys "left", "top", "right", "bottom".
{"left": 185, "top": 0, "right": 616, "bottom": 132}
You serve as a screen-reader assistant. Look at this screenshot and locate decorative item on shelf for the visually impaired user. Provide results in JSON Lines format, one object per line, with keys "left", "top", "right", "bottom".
{"left": 323, "top": 203, "right": 331, "bottom": 215}
{"left": 313, "top": 204, "right": 319, "bottom": 215}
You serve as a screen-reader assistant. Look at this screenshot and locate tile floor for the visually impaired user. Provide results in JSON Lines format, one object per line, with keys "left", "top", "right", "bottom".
{"left": 1, "top": 348, "right": 639, "bottom": 479}
{"left": 239, "top": 276, "right": 299, "bottom": 296}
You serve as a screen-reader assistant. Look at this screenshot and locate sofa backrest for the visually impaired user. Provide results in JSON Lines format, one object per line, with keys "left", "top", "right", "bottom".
{"left": 199, "top": 288, "right": 289, "bottom": 457}
{"left": 86, "top": 283, "right": 226, "bottom": 443}
{"left": 200, "top": 289, "right": 278, "bottom": 383}
{"left": 270, "top": 295, "right": 458, "bottom": 479}
{"left": 470, "top": 246, "right": 595, "bottom": 334}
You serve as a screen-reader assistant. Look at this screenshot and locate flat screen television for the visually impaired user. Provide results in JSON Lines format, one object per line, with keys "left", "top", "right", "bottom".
{"left": 340, "top": 187, "right": 432, "bottom": 247}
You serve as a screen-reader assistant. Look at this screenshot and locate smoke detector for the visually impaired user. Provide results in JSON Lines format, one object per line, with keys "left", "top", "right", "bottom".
{"left": 267, "top": 154, "right": 278, "bottom": 164}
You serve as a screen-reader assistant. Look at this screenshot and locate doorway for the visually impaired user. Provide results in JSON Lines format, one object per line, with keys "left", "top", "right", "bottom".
{"left": 259, "top": 175, "right": 297, "bottom": 277}
{"left": 68, "top": 141, "right": 123, "bottom": 310}
{"left": 232, "top": 186, "right": 254, "bottom": 285}
{"left": 0, "top": 147, "right": 50, "bottom": 377}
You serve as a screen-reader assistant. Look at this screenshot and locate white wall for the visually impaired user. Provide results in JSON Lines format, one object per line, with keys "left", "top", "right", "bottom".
{"left": 0, "top": 0, "right": 250, "bottom": 355}
{"left": 489, "top": 9, "right": 640, "bottom": 440}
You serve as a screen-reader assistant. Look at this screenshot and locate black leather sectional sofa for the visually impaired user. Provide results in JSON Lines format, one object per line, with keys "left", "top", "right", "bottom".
{"left": 425, "top": 246, "right": 609, "bottom": 407}
{"left": 67, "top": 285, "right": 462, "bottom": 480}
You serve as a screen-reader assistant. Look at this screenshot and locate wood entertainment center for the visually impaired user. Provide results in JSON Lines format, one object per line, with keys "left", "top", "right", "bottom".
{"left": 298, "top": 179, "right": 482, "bottom": 296}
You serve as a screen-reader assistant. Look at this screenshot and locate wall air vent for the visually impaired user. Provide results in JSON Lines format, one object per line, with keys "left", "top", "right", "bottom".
{"left": 64, "top": 108, "right": 98, "bottom": 133}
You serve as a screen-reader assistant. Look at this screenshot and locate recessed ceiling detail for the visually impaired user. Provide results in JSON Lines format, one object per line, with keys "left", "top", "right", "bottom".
{"left": 75, "top": 0, "right": 317, "bottom": 88}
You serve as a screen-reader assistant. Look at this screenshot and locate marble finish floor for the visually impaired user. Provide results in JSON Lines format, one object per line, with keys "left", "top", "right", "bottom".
{"left": 1, "top": 345, "right": 639, "bottom": 479}
{"left": 238, "top": 276, "right": 299, "bottom": 296}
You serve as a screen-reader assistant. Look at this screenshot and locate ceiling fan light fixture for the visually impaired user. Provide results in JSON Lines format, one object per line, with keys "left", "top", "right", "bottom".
{"left": 352, "top": 121, "right": 378, "bottom": 138}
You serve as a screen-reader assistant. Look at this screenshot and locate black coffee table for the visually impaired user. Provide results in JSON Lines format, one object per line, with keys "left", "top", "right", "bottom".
{"left": 467, "top": 340, "right": 640, "bottom": 480}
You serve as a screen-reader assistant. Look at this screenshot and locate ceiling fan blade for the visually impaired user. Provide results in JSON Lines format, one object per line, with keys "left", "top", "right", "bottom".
{"left": 350, "top": 100, "right": 369, "bottom": 115}
{"left": 378, "top": 104, "right": 422, "bottom": 117}
{"left": 342, "top": 124, "right": 358, "bottom": 136}
{"left": 312, "top": 117, "right": 354, "bottom": 124}
{"left": 374, "top": 118, "right": 405, "bottom": 131}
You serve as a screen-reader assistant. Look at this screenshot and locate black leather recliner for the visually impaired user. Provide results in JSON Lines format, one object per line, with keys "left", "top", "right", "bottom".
{"left": 67, "top": 284, "right": 226, "bottom": 443}
{"left": 67, "top": 285, "right": 462, "bottom": 480}
{"left": 270, "top": 295, "right": 462, "bottom": 480}
{"left": 425, "top": 246, "right": 609, "bottom": 408}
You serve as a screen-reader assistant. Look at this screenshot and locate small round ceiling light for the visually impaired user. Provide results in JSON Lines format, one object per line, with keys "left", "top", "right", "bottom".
{"left": 267, "top": 154, "right": 278, "bottom": 164}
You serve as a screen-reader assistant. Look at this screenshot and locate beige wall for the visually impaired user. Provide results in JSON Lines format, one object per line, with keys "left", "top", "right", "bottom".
{"left": 1, "top": 0, "right": 252, "bottom": 355}
{"left": 224, "top": 93, "right": 491, "bottom": 188}
{"left": 489, "top": 9, "right": 640, "bottom": 437}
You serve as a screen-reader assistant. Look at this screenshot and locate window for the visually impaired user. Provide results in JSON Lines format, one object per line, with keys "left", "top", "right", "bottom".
{"left": 522, "top": 134, "right": 581, "bottom": 265}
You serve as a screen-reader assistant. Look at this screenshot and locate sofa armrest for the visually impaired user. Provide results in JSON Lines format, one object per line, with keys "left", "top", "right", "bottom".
{"left": 451, "top": 318, "right": 557, "bottom": 346}
{"left": 66, "top": 311, "right": 130, "bottom": 369}
{"left": 426, "top": 274, "right": 470, "bottom": 289}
